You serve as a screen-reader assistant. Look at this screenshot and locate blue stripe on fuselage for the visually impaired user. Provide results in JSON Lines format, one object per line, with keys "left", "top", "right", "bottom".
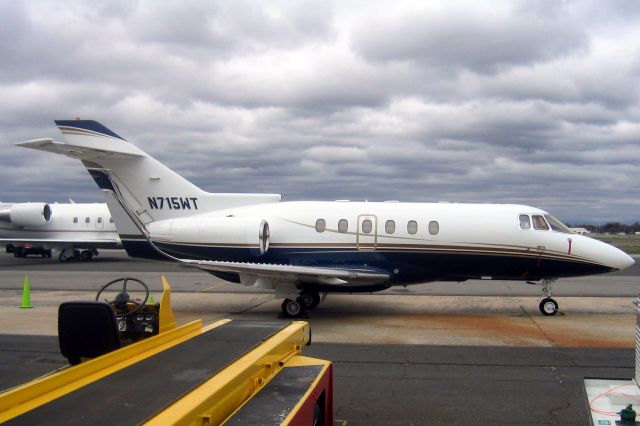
{"left": 121, "top": 239, "right": 614, "bottom": 286}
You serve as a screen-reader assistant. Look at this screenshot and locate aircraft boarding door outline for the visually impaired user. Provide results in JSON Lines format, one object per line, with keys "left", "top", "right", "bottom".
{"left": 356, "top": 214, "right": 378, "bottom": 251}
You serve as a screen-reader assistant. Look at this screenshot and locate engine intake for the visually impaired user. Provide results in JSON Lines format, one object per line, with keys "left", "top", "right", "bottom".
{"left": 0, "top": 203, "right": 52, "bottom": 226}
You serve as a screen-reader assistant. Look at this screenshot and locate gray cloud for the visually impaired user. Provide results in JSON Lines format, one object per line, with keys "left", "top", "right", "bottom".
{"left": 351, "top": 4, "right": 588, "bottom": 75}
{"left": 0, "top": 0, "right": 638, "bottom": 224}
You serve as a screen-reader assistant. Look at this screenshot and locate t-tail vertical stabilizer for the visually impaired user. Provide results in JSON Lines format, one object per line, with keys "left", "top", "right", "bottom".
{"left": 18, "top": 120, "right": 282, "bottom": 228}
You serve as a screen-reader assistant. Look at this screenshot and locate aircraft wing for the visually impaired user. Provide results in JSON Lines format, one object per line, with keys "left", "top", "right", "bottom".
{"left": 0, "top": 238, "right": 122, "bottom": 249}
{"left": 179, "top": 259, "right": 390, "bottom": 287}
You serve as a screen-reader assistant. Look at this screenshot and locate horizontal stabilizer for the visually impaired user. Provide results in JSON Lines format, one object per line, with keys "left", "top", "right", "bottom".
{"left": 16, "top": 138, "right": 144, "bottom": 160}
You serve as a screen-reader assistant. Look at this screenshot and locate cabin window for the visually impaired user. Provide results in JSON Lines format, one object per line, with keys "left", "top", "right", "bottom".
{"left": 109, "top": 217, "right": 114, "bottom": 223}
{"left": 532, "top": 215, "right": 549, "bottom": 230}
{"left": 407, "top": 220, "right": 418, "bottom": 235}
{"left": 338, "top": 219, "right": 348, "bottom": 233}
{"left": 519, "top": 215, "right": 531, "bottom": 230}
{"left": 361, "top": 219, "right": 372, "bottom": 234}
{"left": 73, "top": 217, "right": 78, "bottom": 224}
{"left": 385, "top": 220, "right": 395, "bottom": 234}
{"left": 97, "top": 217, "right": 103, "bottom": 224}
{"left": 315, "top": 219, "right": 326, "bottom": 233}
{"left": 85, "top": 217, "right": 90, "bottom": 223}
{"left": 429, "top": 221, "right": 439, "bottom": 235}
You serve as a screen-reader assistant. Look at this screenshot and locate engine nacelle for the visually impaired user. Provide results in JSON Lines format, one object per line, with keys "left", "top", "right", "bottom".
{"left": 0, "top": 203, "right": 52, "bottom": 227}
{"left": 148, "top": 217, "right": 270, "bottom": 255}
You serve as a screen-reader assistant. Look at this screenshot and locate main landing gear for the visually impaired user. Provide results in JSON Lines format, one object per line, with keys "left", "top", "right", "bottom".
{"left": 281, "top": 290, "right": 322, "bottom": 318}
{"left": 58, "top": 248, "right": 99, "bottom": 262}
{"left": 538, "top": 278, "right": 559, "bottom": 316}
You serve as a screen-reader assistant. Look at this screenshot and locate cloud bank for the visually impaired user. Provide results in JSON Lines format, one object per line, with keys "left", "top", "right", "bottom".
{"left": 1, "top": 0, "right": 638, "bottom": 223}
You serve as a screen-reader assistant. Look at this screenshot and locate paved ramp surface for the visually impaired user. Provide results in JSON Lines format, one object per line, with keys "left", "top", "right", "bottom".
{"left": 0, "top": 252, "right": 638, "bottom": 425}
{"left": 0, "top": 335, "right": 633, "bottom": 425}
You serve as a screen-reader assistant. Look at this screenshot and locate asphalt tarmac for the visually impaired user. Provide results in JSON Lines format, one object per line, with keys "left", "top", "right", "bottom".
{"left": 1, "top": 251, "right": 639, "bottom": 425}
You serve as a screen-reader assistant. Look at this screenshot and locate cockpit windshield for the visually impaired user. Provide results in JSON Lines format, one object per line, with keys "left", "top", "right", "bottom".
{"left": 545, "top": 215, "right": 573, "bottom": 234}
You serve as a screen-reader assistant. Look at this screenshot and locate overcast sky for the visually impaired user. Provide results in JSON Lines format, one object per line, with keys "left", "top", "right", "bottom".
{"left": 1, "top": 0, "right": 638, "bottom": 224}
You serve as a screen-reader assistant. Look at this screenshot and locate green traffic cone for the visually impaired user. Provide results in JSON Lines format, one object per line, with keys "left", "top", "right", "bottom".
{"left": 20, "top": 274, "right": 33, "bottom": 309}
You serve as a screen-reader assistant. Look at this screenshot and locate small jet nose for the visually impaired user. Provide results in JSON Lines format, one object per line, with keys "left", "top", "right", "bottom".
{"left": 617, "top": 251, "right": 635, "bottom": 270}
{"left": 605, "top": 244, "right": 635, "bottom": 270}
{"left": 584, "top": 236, "right": 636, "bottom": 271}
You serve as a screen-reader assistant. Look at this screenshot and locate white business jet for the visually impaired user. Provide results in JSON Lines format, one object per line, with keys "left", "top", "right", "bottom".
{"left": 0, "top": 201, "right": 121, "bottom": 261}
{"left": 17, "top": 120, "right": 635, "bottom": 317}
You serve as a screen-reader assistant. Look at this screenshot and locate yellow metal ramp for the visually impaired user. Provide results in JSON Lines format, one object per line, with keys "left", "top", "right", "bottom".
{"left": 0, "top": 319, "right": 331, "bottom": 425}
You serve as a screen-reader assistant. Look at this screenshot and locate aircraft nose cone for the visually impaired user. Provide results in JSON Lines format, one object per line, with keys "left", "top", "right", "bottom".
{"left": 604, "top": 243, "right": 635, "bottom": 270}
{"left": 618, "top": 252, "right": 635, "bottom": 270}
{"left": 581, "top": 236, "right": 636, "bottom": 271}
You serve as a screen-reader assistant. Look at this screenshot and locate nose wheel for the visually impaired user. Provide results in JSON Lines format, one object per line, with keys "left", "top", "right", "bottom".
{"left": 539, "top": 297, "right": 558, "bottom": 316}
{"left": 538, "top": 278, "right": 559, "bottom": 316}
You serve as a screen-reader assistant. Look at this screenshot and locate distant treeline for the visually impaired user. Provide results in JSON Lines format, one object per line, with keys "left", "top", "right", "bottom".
{"left": 568, "top": 222, "right": 640, "bottom": 234}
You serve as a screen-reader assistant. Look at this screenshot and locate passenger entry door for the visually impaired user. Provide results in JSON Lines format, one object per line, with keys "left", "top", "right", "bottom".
{"left": 357, "top": 214, "right": 377, "bottom": 250}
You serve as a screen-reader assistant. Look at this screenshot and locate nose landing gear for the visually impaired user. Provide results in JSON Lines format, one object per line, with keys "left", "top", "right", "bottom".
{"left": 539, "top": 297, "right": 559, "bottom": 316}
{"left": 538, "top": 278, "right": 559, "bottom": 316}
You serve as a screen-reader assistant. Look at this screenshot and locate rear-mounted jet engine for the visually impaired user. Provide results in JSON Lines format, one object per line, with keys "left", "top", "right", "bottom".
{"left": 148, "top": 217, "right": 269, "bottom": 256}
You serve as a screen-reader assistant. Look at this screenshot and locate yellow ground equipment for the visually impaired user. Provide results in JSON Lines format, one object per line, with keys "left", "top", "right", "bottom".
{"left": 0, "top": 276, "right": 332, "bottom": 425}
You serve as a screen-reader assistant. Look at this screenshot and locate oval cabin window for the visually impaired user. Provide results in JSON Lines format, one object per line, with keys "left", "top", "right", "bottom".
{"left": 315, "top": 219, "right": 326, "bottom": 233}
{"left": 362, "top": 219, "right": 372, "bottom": 234}
{"left": 385, "top": 220, "right": 395, "bottom": 234}
{"left": 338, "top": 219, "right": 348, "bottom": 233}
{"left": 429, "top": 220, "right": 439, "bottom": 235}
{"left": 407, "top": 220, "right": 418, "bottom": 235}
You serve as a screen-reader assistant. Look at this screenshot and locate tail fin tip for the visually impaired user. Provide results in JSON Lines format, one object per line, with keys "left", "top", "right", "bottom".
{"left": 54, "top": 119, "right": 125, "bottom": 141}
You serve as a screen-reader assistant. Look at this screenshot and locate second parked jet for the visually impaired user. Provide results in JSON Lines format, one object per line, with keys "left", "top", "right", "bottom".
{"left": 0, "top": 201, "right": 121, "bottom": 261}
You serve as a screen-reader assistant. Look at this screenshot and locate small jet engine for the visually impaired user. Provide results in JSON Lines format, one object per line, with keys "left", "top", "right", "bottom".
{"left": 148, "top": 216, "right": 270, "bottom": 256}
{"left": 0, "top": 202, "right": 52, "bottom": 227}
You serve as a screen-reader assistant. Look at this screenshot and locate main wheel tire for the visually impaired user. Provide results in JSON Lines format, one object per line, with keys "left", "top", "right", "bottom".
{"left": 281, "top": 298, "right": 305, "bottom": 318}
{"left": 80, "top": 250, "right": 93, "bottom": 261}
{"left": 539, "top": 297, "right": 558, "bottom": 316}
{"left": 299, "top": 291, "right": 321, "bottom": 310}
